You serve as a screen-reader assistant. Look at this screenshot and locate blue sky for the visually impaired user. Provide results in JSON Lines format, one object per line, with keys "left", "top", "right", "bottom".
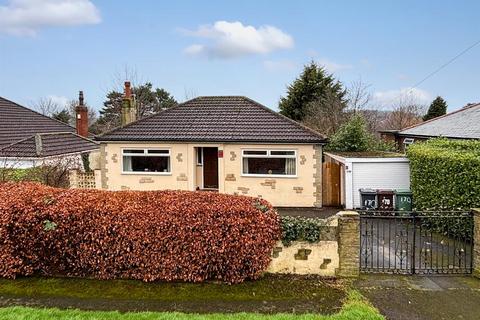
{"left": 1, "top": 0, "right": 479, "bottom": 113}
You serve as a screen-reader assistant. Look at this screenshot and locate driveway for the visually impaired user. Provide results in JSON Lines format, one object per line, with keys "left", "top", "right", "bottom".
{"left": 355, "top": 275, "right": 480, "bottom": 320}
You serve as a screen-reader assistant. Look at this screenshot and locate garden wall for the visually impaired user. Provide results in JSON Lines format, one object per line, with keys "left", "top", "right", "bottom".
{"left": 268, "top": 212, "right": 359, "bottom": 277}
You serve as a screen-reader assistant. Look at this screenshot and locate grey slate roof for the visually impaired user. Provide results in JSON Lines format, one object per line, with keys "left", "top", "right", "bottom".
{"left": 97, "top": 96, "right": 326, "bottom": 144}
{"left": 0, "top": 96, "right": 99, "bottom": 158}
{"left": 0, "top": 132, "right": 99, "bottom": 158}
{"left": 399, "top": 103, "right": 480, "bottom": 139}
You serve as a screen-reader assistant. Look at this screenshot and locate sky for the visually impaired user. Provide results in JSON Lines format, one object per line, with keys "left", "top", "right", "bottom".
{"left": 0, "top": 0, "right": 479, "bottom": 114}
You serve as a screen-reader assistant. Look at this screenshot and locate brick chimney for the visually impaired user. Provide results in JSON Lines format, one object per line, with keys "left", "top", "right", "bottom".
{"left": 121, "top": 81, "right": 137, "bottom": 125}
{"left": 75, "top": 91, "right": 88, "bottom": 137}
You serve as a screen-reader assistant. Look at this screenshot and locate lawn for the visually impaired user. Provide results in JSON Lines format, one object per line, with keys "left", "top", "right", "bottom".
{"left": 0, "top": 275, "right": 345, "bottom": 314}
{"left": 0, "top": 291, "right": 384, "bottom": 320}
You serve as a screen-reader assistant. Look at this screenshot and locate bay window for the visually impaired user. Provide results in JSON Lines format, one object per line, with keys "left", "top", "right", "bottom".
{"left": 122, "top": 149, "right": 170, "bottom": 174}
{"left": 242, "top": 150, "right": 296, "bottom": 177}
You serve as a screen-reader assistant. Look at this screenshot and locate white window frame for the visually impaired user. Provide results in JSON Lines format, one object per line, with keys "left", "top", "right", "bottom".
{"left": 241, "top": 149, "right": 297, "bottom": 178}
{"left": 121, "top": 148, "right": 172, "bottom": 175}
{"left": 403, "top": 138, "right": 415, "bottom": 145}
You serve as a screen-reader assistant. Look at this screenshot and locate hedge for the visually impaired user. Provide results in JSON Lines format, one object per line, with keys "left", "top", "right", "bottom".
{"left": 407, "top": 138, "right": 480, "bottom": 210}
{"left": 280, "top": 216, "right": 327, "bottom": 246}
{"left": 0, "top": 182, "right": 280, "bottom": 284}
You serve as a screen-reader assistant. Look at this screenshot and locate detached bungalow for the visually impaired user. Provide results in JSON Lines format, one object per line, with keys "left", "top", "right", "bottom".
{"left": 95, "top": 83, "right": 327, "bottom": 207}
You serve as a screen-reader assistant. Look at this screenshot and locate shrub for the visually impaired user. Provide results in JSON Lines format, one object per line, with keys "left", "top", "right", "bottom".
{"left": 280, "top": 216, "right": 327, "bottom": 246}
{"left": 0, "top": 182, "right": 280, "bottom": 284}
{"left": 326, "top": 114, "right": 395, "bottom": 152}
{"left": 407, "top": 138, "right": 480, "bottom": 210}
{"left": 407, "top": 138, "right": 480, "bottom": 239}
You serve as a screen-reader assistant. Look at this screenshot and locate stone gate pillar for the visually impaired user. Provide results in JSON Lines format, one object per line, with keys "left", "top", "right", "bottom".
{"left": 336, "top": 211, "right": 360, "bottom": 277}
{"left": 472, "top": 209, "right": 480, "bottom": 277}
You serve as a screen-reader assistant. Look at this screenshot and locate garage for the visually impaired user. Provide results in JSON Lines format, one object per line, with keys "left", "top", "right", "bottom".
{"left": 323, "top": 152, "right": 410, "bottom": 209}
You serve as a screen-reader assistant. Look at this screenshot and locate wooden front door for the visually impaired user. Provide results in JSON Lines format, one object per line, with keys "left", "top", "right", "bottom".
{"left": 203, "top": 147, "right": 219, "bottom": 189}
{"left": 322, "top": 162, "right": 341, "bottom": 206}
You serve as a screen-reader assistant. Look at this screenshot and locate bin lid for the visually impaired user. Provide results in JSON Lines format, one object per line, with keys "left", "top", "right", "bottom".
{"left": 377, "top": 189, "right": 395, "bottom": 194}
{"left": 395, "top": 189, "right": 412, "bottom": 195}
{"left": 359, "top": 188, "right": 376, "bottom": 194}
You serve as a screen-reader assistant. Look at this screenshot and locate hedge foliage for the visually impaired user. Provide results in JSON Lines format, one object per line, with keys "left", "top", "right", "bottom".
{"left": 0, "top": 182, "right": 280, "bottom": 284}
{"left": 280, "top": 216, "right": 327, "bottom": 246}
{"left": 407, "top": 138, "right": 480, "bottom": 210}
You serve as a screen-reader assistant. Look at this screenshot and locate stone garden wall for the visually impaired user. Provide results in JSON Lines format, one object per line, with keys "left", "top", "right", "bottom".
{"left": 268, "top": 211, "right": 360, "bottom": 277}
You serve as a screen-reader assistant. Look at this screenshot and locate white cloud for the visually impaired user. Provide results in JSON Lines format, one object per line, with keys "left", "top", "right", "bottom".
{"left": 373, "top": 87, "right": 432, "bottom": 107}
{"left": 263, "top": 59, "right": 296, "bottom": 72}
{"left": 181, "top": 21, "right": 294, "bottom": 59}
{"left": 316, "top": 58, "right": 352, "bottom": 73}
{"left": 0, "top": 0, "right": 101, "bottom": 36}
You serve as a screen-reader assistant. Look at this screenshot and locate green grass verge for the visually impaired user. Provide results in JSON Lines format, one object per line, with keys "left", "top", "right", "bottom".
{"left": 0, "top": 290, "right": 384, "bottom": 320}
{"left": 0, "top": 275, "right": 339, "bottom": 301}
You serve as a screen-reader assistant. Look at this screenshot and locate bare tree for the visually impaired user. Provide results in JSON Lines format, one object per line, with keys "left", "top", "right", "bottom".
{"left": 30, "top": 97, "right": 62, "bottom": 117}
{"left": 303, "top": 89, "right": 348, "bottom": 136}
{"left": 383, "top": 95, "right": 426, "bottom": 130}
{"left": 347, "top": 78, "right": 372, "bottom": 112}
{"left": 183, "top": 87, "right": 199, "bottom": 101}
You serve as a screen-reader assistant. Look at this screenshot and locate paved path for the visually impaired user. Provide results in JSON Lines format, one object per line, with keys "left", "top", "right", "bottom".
{"left": 355, "top": 275, "right": 480, "bottom": 320}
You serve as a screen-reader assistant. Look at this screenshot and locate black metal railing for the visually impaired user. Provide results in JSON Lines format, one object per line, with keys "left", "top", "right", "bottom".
{"left": 359, "top": 211, "right": 473, "bottom": 275}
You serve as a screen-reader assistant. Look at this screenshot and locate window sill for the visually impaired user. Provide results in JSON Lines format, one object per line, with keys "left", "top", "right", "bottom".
{"left": 240, "top": 174, "right": 298, "bottom": 179}
{"left": 121, "top": 172, "right": 172, "bottom": 176}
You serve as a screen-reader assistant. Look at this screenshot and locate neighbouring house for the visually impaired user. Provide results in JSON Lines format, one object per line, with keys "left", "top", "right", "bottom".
{"left": 323, "top": 152, "right": 410, "bottom": 209}
{"left": 380, "top": 102, "right": 480, "bottom": 151}
{"left": 94, "top": 82, "right": 327, "bottom": 207}
{"left": 0, "top": 93, "right": 99, "bottom": 170}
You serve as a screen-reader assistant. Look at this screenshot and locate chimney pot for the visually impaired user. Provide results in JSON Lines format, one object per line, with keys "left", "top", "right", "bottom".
{"left": 79, "top": 91, "right": 84, "bottom": 106}
{"left": 124, "top": 81, "right": 132, "bottom": 99}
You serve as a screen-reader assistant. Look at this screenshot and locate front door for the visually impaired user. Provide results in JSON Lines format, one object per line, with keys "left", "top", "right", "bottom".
{"left": 203, "top": 147, "right": 219, "bottom": 189}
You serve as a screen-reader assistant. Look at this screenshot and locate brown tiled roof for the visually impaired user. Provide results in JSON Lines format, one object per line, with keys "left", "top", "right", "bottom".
{"left": 0, "top": 96, "right": 78, "bottom": 148}
{"left": 0, "top": 96, "right": 99, "bottom": 158}
{"left": 97, "top": 96, "right": 326, "bottom": 143}
{"left": 0, "top": 132, "right": 99, "bottom": 158}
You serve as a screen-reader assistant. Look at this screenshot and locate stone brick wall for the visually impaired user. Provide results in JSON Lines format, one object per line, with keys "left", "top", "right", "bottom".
{"left": 336, "top": 211, "right": 360, "bottom": 277}
{"left": 473, "top": 209, "right": 480, "bottom": 277}
{"left": 268, "top": 211, "right": 360, "bottom": 277}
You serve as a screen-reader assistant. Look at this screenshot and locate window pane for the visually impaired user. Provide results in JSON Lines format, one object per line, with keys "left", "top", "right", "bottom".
{"left": 123, "top": 149, "right": 144, "bottom": 154}
{"left": 243, "top": 150, "right": 267, "bottom": 155}
{"left": 243, "top": 157, "right": 295, "bottom": 175}
{"left": 147, "top": 149, "right": 169, "bottom": 154}
{"left": 123, "top": 156, "right": 170, "bottom": 173}
{"left": 270, "top": 150, "right": 295, "bottom": 156}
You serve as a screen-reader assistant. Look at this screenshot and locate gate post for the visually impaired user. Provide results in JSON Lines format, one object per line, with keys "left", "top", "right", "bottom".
{"left": 473, "top": 209, "right": 480, "bottom": 277}
{"left": 336, "top": 211, "right": 360, "bottom": 277}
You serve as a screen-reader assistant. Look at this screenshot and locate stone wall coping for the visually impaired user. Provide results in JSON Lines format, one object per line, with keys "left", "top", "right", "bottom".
{"left": 325, "top": 215, "right": 339, "bottom": 227}
{"left": 472, "top": 208, "right": 480, "bottom": 216}
{"left": 336, "top": 211, "right": 359, "bottom": 217}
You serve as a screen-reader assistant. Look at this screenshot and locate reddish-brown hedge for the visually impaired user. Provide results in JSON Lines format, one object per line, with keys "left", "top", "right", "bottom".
{"left": 0, "top": 182, "right": 280, "bottom": 283}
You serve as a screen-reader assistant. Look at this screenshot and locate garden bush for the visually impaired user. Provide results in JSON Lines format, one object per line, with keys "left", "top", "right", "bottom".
{"left": 0, "top": 182, "right": 280, "bottom": 284}
{"left": 280, "top": 216, "right": 327, "bottom": 246}
{"left": 407, "top": 138, "right": 480, "bottom": 210}
{"left": 407, "top": 138, "right": 480, "bottom": 239}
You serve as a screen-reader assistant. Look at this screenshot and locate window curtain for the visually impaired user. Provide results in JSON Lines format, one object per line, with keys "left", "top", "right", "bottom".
{"left": 285, "top": 158, "right": 296, "bottom": 175}
{"left": 243, "top": 157, "right": 249, "bottom": 174}
{"left": 123, "top": 156, "right": 133, "bottom": 171}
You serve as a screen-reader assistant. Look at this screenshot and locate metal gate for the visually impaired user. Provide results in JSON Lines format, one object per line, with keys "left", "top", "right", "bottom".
{"left": 360, "top": 211, "right": 473, "bottom": 274}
